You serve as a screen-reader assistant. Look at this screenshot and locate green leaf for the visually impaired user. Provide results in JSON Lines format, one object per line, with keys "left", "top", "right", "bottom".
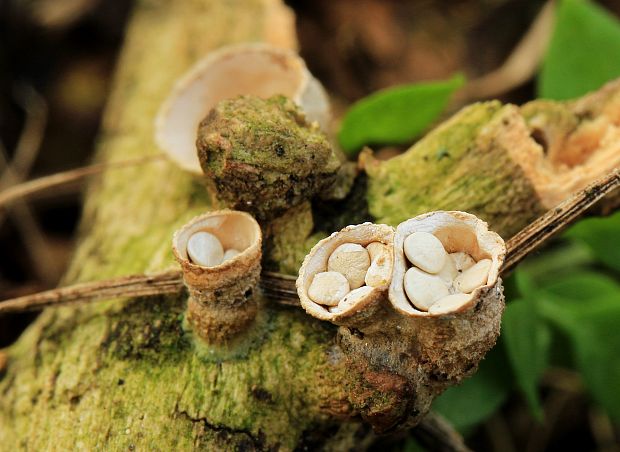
{"left": 513, "top": 268, "right": 537, "bottom": 299}
{"left": 539, "top": 0, "right": 620, "bottom": 100}
{"left": 540, "top": 292, "right": 620, "bottom": 421}
{"left": 565, "top": 211, "right": 620, "bottom": 272}
{"left": 338, "top": 74, "right": 465, "bottom": 154}
{"left": 432, "top": 346, "right": 512, "bottom": 430}
{"left": 572, "top": 311, "right": 620, "bottom": 422}
{"left": 502, "top": 298, "right": 550, "bottom": 420}
{"left": 505, "top": 242, "right": 592, "bottom": 301}
{"left": 542, "top": 271, "right": 620, "bottom": 300}
{"left": 507, "top": 241, "right": 594, "bottom": 292}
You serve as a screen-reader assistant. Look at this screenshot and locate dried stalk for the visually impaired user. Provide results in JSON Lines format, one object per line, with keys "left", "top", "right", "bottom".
{"left": 1, "top": 168, "right": 618, "bottom": 314}
{"left": 0, "top": 147, "right": 57, "bottom": 284}
{"left": 0, "top": 85, "right": 47, "bottom": 189}
{"left": 0, "top": 86, "right": 57, "bottom": 283}
{"left": 0, "top": 155, "right": 166, "bottom": 209}
{"left": 0, "top": 271, "right": 184, "bottom": 314}
{"left": 503, "top": 168, "right": 620, "bottom": 273}
{"left": 459, "top": 1, "right": 554, "bottom": 101}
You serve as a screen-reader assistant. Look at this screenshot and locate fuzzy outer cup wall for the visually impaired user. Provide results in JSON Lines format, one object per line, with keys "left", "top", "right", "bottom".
{"left": 172, "top": 210, "right": 262, "bottom": 343}
{"left": 388, "top": 211, "right": 506, "bottom": 382}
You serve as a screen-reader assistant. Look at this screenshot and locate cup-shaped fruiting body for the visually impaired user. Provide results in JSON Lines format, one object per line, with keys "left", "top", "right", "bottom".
{"left": 172, "top": 210, "right": 262, "bottom": 343}
{"left": 297, "top": 212, "right": 506, "bottom": 432}
{"left": 390, "top": 211, "right": 505, "bottom": 318}
{"left": 197, "top": 95, "right": 341, "bottom": 221}
{"left": 387, "top": 211, "right": 505, "bottom": 383}
{"left": 297, "top": 223, "right": 394, "bottom": 331}
{"left": 155, "top": 43, "right": 331, "bottom": 174}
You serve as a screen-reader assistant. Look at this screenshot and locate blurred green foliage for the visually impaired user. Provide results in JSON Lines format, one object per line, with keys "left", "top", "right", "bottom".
{"left": 431, "top": 346, "right": 512, "bottom": 431}
{"left": 539, "top": 0, "right": 620, "bottom": 99}
{"left": 566, "top": 213, "right": 620, "bottom": 272}
{"left": 501, "top": 295, "right": 550, "bottom": 420}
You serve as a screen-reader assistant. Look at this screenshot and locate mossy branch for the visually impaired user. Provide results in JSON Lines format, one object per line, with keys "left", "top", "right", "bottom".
{"left": 2, "top": 167, "right": 617, "bottom": 314}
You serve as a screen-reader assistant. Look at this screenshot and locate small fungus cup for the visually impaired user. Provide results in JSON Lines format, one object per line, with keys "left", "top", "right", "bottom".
{"left": 297, "top": 222, "right": 394, "bottom": 331}
{"left": 172, "top": 210, "right": 262, "bottom": 343}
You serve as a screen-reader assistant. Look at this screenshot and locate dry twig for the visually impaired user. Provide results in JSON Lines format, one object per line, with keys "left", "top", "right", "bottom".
{"left": 0, "top": 270, "right": 184, "bottom": 314}
{"left": 503, "top": 168, "right": 620, "bottom": 273}
{"left": 0, "top": 86, "right": 47, "bottom": 189}
{"left": 0, "top": 87, "right": 58, "bottom": 283}
{"left": 460, "top": 1, "right": 555, "bottom": 101}
{"left": 0, "top": 154, "right": 166, "bottom": 209}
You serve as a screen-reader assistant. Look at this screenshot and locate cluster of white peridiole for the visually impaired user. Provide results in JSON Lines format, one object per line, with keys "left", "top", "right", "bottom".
{"left": 186, "top": 231, "right": 241, "bottom": 267}
{"left": 402, "top": 231, "right": 491, "bottom": 315}
{"left": 307, "top": 241, "right": 391, "bottom": 313}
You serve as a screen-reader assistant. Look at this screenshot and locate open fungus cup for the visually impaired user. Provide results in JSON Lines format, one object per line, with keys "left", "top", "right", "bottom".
{"left": 389, "top": 211, "right": 505, "bottom": 318}
{"left": 172, "top": 210, "right": 262, "bottom": 342}
{"left": 155, "top": 43, "right": 330, "bottom": 174}
{"left": 297, "top": 223, "right": 394, "bottom": 329}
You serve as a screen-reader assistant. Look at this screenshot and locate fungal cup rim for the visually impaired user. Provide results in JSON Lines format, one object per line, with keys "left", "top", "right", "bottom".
{"left": 389, "top": 210, "right": 506, "bottom": 318}
{"left": 154, "top": 42, "right": 330, "bottom": 174}
{"left": 172, "top": 209, "right": 262, "bottom": 274}
{"left": 296, "top": 222, "right": 395, "bottom": 322}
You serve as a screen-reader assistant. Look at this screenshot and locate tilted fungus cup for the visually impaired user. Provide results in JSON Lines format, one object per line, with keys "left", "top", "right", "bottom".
{"left": 389, "top": 211, "right": 506, "bottom": 381}
{"left": 172, "top": 210, "right": 262, "bottom": 343}
{"left": 390, "top": 210, "right": 505, "bottom": 318}
{"left": 297, "top": 223, "right": 395, "bottom": 331}
{"left": 155, "top": 42, "right": 331, "bottom": 174}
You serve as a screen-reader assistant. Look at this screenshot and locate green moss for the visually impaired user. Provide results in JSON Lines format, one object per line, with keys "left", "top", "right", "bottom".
{"left": 264, "top": 202, "right": 324, "bottom": 274}
{"left": 202, "top": 96, "right": 333, "bottom": 174}
{"left": 197, "top": 95, "right": 341, "bottom": 221}
{"left": 365, "top": 102, "right": 499, "bottom": 224}
{"left": 365, "top": 102, "right": 547, "bottom": 238}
